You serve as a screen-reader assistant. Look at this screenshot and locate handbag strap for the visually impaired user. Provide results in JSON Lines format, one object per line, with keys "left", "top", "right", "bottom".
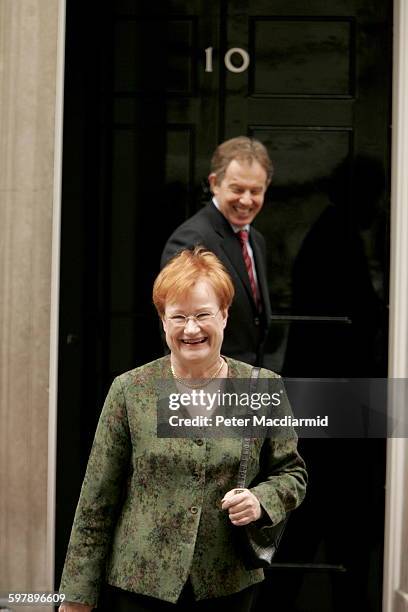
{"left": 236, "top": 367, "right": 260, "bottom": 489}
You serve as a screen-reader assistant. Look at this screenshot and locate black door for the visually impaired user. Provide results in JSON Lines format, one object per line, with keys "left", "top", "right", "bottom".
{"left": 57, "top": 1, "right": 391, "bottom": 610}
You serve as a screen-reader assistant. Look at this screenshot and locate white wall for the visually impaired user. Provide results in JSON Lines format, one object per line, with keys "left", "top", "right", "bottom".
{"left": 383, "top": 1, "right": 408, "bottom": 610}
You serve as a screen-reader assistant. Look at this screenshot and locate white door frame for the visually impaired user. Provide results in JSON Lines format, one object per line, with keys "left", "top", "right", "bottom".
{"left": 383, "top": 1, "right": 408, "bottom": 610}
{"left": 47, "top": 0, "right": 66, "bottom": 591}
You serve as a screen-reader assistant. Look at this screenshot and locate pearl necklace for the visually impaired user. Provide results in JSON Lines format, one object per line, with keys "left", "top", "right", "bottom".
{"left": 170, "top": 357, "right": 226, "bottom": 389}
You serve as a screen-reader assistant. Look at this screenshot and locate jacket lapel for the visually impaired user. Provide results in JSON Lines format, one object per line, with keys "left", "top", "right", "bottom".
{"left": 204, "top": 204, "right": 256, "bottom": 306}
{"left": 250, "top": 233, "right": 272, "bottom": 319}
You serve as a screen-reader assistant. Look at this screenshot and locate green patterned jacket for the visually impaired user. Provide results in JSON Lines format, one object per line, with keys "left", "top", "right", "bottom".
{"left": 59, "top": 356, "right": 307, "bottom": 605}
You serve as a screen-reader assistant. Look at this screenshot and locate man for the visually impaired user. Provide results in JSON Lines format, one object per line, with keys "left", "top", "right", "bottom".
{"left": 161, "top": 136, "right": 273, "bottom": 366}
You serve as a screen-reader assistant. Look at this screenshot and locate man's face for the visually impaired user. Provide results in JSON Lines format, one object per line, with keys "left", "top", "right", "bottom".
{"left": 209, "top": 159, "right": 268, "bottom": 227}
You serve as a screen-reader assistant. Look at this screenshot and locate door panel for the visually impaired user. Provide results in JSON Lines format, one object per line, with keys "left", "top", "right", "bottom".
{"left": 250, "top": 18, "right": 354, "bottom": 97}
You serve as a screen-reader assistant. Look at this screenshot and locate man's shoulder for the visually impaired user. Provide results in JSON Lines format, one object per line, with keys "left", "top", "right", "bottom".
{"left": 161, "top": 204, "right": 230, "bottom": 265}
{"left": 171, "top": 203, "right": 219, "bottom": 232}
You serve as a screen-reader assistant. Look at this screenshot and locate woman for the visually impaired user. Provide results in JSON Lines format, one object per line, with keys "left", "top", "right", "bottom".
{"left": 59, "top": 247, "right": 307, "bottom": 611}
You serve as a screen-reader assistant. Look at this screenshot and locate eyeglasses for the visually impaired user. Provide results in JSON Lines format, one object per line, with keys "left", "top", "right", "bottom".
{"left": 165, "top": 310, "right": 220, "bottom": 328}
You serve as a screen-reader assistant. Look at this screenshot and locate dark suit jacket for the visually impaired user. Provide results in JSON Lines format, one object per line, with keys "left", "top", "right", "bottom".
{"left": 161, "top": 203, "right": 272, "bottom": 366}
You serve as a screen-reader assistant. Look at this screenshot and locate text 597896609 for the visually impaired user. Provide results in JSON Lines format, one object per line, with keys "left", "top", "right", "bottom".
{"left": 5, "top": 592, "right": 66, "bottom": 606}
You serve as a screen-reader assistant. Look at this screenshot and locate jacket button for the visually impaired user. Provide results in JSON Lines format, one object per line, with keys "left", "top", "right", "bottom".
{"left": 254, "top": 317, "right": 260, "bottom": 326}
{"left": 194, "top": 439, "right": 204, "bottom": 446}
{"left": 190, "top": 506, "right": 199, "bottom": 514}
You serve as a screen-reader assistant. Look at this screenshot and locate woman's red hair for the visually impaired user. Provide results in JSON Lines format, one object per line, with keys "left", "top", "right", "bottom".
{"left": 153, "top": 247, "right": 235, "bottom": 316}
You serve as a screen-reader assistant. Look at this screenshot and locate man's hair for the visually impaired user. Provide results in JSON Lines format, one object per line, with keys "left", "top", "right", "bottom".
{"left": 210, "top": 136, "right": 273, "bottom": 184}
{"left": 153, "top": 247, "right": 235, "bottom": 316}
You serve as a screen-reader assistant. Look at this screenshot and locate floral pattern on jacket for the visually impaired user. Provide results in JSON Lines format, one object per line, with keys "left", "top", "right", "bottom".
{"left": 59, "top": 356, "right": 307, "bottom": 605}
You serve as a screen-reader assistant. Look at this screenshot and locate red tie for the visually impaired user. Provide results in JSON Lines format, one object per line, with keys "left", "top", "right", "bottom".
{"left": 237, "top": 230, "right": 260, "bottom": 309}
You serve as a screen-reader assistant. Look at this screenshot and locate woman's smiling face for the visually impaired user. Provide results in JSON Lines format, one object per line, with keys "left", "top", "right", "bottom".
{"left": 162, "top": 278, "right": 228, "bottom": 373}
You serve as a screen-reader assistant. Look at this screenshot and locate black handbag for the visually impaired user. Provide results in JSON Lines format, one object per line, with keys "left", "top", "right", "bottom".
{"left": 235, "top": 367, "right": 289, "bottom": 570}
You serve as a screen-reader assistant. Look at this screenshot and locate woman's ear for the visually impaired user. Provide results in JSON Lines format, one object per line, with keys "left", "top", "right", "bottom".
{"left": 221, "top": 308, "right": 228, "bottom": 329}
{"left": 161, "top": 316, "right": 167, "bottom": 333}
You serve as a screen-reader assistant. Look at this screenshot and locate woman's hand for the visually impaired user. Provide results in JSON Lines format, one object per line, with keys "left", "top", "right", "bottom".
{"left": 58, "top": 603, "right": 93, "bottom": 612}
{"left": 221, "top": 488, "right": 262, "bottom": 525}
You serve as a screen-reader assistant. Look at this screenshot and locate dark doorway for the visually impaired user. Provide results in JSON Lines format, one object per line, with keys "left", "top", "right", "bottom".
{"left": 56, "top": 1, "right": 391, "bottom": 610}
